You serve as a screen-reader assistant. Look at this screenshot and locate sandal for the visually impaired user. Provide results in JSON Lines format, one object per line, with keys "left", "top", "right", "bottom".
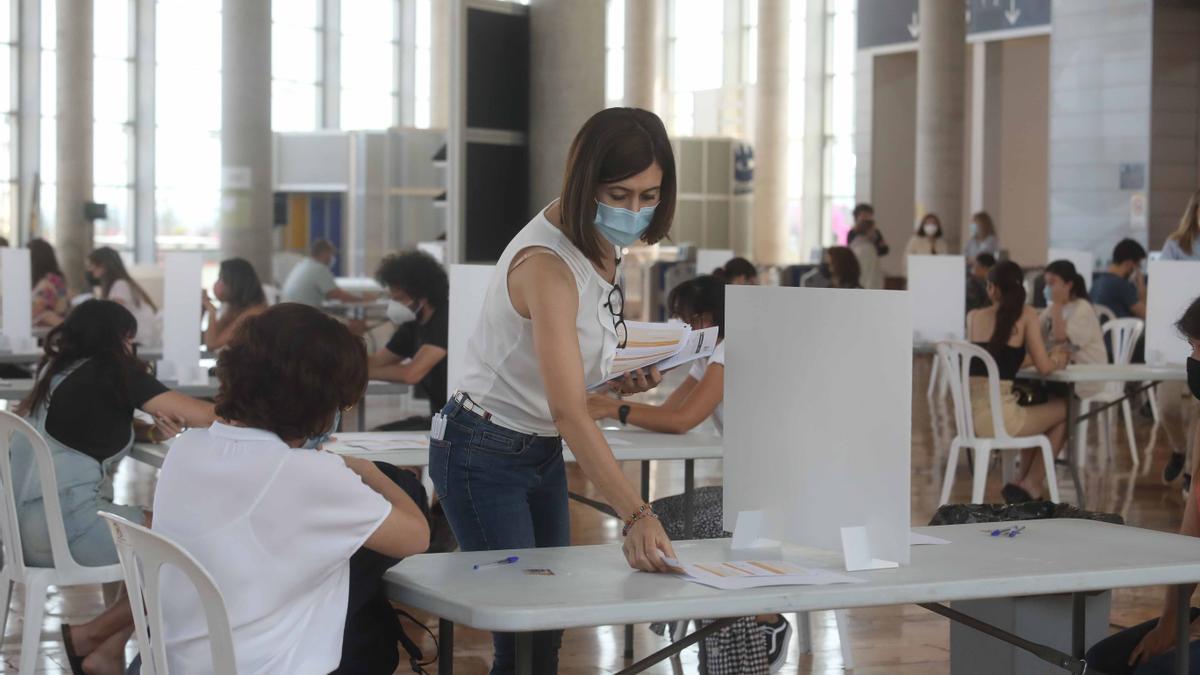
{"left": 60, "top": 624, "right": 86, "bottom": 675}
{"left": 1001, "top": 483, "right": 1034, "bottom": 505}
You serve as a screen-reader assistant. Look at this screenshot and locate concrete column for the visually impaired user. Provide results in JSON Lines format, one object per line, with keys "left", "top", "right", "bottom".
{"left": 799, "top": 0, "right": 826, "bottom": 258}
{"left": 133, "top": 0, "right": 156, "bottom": 263}
{"left": 623, "top": 0, "right": 658, "bottom": 112}
{"left": 529, "top": 0, "right": 606, "bottom": 209}
{"left": 221, "top": 0, "right": 273, "bottom": 280}
{"left": 914, "top": 0, "right": 966, "bottom": 251}
{"left": 430, "top": 0, "right": 451, "bottom": 127}
{"left": 16, "top": 0, "right": 40, "bottom": 246}
{"left": 752, "top": 0, "right": 789, "bottom": 264}
{"left": 56, "top": 0, "right": 93, "bottom": 293}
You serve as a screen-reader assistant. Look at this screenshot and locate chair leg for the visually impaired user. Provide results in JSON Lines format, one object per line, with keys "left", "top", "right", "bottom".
{"left": 971, "top": 447, "right": 990, "bottom": 504}
{"left": 0, "top": 579, "right": 12, "bottom": 641}
{"left": 1148, "top": 383, "right": 1162, "bottom": 423}
{"left": 940, "top": 440, "right": 962, "bottom": 506}
{"left": 1038, "top": 438, "right": 1061, "bottom": 503}
{"left": 18, "top": 578, "right": 48, "bottom": 675}
{"left": 1076, "top": 401, "right": 1092, "bottom": 475}
{"left": 834, "top": 609, "right": 854, "bottom": 670}
{"left": 1121, "top": 400, "right": 1139, "bottom": 469}
{"left": 927, "top": 356, "right": 940, "bottom": 400}
{"left": 796, "top": 611, "right": 812, "bottom": 654}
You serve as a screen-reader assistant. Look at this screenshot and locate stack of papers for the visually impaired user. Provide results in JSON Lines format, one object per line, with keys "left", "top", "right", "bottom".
{"left": 592, "top": 321, "right": 719, "bottom": 390}
{"left": 662, "top": 557, "right": 865, "bottom": 590}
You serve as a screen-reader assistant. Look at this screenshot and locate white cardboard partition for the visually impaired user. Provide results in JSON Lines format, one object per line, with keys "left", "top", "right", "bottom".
{"left": 1047, "top": 248, "right": 1095, "bottom": 291}
{"left": 160, "top": 253, "right": 205, "bottom": 383}
{"left": 907, "top": 255, "right": 965, "bottom": 344}
{"left": 724, "top": 286, "right": 913, "bottom": 568}
{"left": 696, "top": 249, "right": 735, "bottom": 277}
{"left": 1145, "top": 260, "right": 1200, "bottom": 365}
{"left": 0, "top": 249, "right": 34, "bottom": 351}
{"left": 448, "top": 264, "right": 495, "bottom": 393}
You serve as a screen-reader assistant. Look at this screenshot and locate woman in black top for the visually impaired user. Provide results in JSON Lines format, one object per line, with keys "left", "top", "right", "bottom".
{"left": 965, "top": 261, "right": 1068, "bottom": 503}
{"left": 10, "top": 300, "right": 215, "bottom": 674}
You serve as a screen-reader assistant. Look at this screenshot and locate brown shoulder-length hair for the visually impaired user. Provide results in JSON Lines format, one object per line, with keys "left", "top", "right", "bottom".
{"left": 559, "top": 107, "right": 677, "bottom": 266}
{"left": 214, "top": 303, "right": 367, "bottom": 442}
{"left": 1169, "top": 190, "right": 1200, "bottom": 256}
{"left": 826, "top": 246, "right": 861, "bottom": 289}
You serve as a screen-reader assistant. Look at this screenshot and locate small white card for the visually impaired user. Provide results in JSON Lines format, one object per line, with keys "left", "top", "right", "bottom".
{"left": 841, "top": 526, "right": 900, "bottom": 572}
{"left": 731, "top": 510, "right": 779, "bottom": 551}
{"left": 910, "top": 531, "right": 951, "bottom": 546}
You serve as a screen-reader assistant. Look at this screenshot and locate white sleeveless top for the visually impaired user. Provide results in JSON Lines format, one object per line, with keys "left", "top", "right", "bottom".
{"left": 458, "top": 206, "right": 620, "bottom": 435}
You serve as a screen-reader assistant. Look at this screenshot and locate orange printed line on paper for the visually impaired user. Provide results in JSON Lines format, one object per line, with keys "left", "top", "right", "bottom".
{"left": 694, "top": 564, "right": 729, "bottom": 577}
{"left": 747, "top": 561, "right": 788, "bottom": 575}
{"left": 722, "top": 562, "right": 756, "bottom": 576}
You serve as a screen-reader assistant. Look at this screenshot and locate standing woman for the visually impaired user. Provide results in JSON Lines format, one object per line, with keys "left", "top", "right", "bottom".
{"left": 1161, "top": 189, "right": 1200, "bottom": 261}
{"left": 201, "top": 257, "right": 269, "bottom": 351}
{"left": 964, "top": 211, "right": 999, "bottom": 260}
{"left": 905, "top": 213, "right": 949, "bottom": 257}
{"left": 30, "top": 238, "right": 69, "bottom": 327}
{"left": 431, "top": 108, "right": 677, "bottom": 673}
{"left": 87, "top": 246, "right": 159, "bottom": 344}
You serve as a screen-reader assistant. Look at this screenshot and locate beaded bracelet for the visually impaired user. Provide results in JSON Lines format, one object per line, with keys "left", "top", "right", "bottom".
{"left": 621, "top": 504, "right": 658, "bottom": 537}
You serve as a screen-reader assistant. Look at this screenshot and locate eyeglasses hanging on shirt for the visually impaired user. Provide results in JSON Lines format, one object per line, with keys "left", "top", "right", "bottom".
{"left": 605, "top": 285, "right": 629, "bottom": 350}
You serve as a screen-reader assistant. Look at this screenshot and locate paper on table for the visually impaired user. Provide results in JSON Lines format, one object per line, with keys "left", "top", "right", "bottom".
{"left": 910, "top": 531, "right": 951, "bottom": 546}
{"left": 661, "top": 556, "right": 864, "bottom": 590}
{"left": 332, "top": 438, "right": 429, "bottom": 451}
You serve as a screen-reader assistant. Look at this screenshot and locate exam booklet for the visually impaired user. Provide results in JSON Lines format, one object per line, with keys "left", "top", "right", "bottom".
{"left": 591, "top": 321, "right": 720, "bottom": 390}
{"left": 661, "top": 557, "right": 865, "bottom": 590}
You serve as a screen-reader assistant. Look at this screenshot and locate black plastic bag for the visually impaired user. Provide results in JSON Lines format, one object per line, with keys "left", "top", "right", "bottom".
{"left": 928, "top": 502, "right": 1123, "bottom": 526}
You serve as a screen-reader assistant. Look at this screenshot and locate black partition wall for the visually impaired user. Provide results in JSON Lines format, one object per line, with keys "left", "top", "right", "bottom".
{"left": 448, "top": 0, "right": 531, "bottom": 263}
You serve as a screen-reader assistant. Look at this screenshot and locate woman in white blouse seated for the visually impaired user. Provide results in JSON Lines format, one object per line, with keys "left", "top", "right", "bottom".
{"left": 86, "top": 247, "right": 159, "bottom": 345}
{"left": 1041, "top": 260, "right": 1107, "bottom": 400}
{"left": 151, "top": 303, "right": 430, "bottom": 674}
{"left": 589, "top": 275, "right": 725, "bottom": 434}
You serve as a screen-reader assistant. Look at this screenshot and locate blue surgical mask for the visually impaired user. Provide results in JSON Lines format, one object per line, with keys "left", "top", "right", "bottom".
{"left": 303, "top": 410, "right": 340, "bottom": 449}
{"left": 969, "top": 222, "right": 979, "bottom": 238}
{"left": 594, "top": 201, "right": 656, "bottom": 247}
{"left": 1043, "top": 286, "right": 1053, "bottom": 306}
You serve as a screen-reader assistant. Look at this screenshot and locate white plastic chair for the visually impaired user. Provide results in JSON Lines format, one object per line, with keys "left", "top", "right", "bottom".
{"left": 100, "top": 513, "right": 237, "bottom": 675}
{"left": 1094, "top": 305, "right": 1117, "bottom": 325}
{"left": 0, "top": 411, "right": 126, "bottom": 674}
{"left": 1092, "top": 305, "right": 1160, "bottom": 424}
{"left": 1077, "top": 319, "right": 1143, "bottom": 469}
{"left": 937, "top": 342, "right": 1061, "bottom": 505}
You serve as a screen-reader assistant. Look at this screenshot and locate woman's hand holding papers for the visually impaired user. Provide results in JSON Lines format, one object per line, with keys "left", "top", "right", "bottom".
{"left": 623, "top": 515, "right": 677, "bottom": 573}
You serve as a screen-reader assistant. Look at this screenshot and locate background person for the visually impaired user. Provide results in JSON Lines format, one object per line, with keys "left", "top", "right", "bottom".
{"left": 280, "top": 239, "right": 377, "bottom": 308}
{"left": 1041, "top": 260, "right": 1107, "bottom": 399}
{"left": 904, "top": 213, "right": 950, "bottom": 257}
{"left": 966, "top": 253, "right": 997, "bottom": 311}
{"left": 1161, "top": 190, "right": 1200, "bottom": 261}
{"left": 30, "top": 238, "right": 68, "bottom": 327}
{"left": 86, "top": 247, "right": 158, "bottom": 344}
{"left": 712, "top": 256, "right": 758, "bottom": 285}
{"left": 201, "top": 257, "right": 268, "bottom": 352}
{"left": 1091, "top": 238, "right": 1148, "bottom": 320}
{"left": 964, "top": 211, "right": 999, "bottom": 260}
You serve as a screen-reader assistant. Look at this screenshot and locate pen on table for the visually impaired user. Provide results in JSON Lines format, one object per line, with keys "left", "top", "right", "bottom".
{"left": 473, "top": 556, "right": 519, "bottom": 571}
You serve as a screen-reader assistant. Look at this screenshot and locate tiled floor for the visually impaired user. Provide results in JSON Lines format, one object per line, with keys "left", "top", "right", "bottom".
{"left": 1, "top": 357, "right": 1191, "bottom": 673}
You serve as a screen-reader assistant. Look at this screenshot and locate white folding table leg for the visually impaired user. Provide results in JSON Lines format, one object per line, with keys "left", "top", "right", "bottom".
{"left": 834, "top": 609, "right": 854, "bottom": 670}
{"left": 796, "top": 612, "right": 812, "bottom": 654}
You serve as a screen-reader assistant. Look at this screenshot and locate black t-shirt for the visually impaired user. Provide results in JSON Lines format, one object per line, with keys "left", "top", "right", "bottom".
{"left": 43, "top": 359, "right": 169, "bottom": 462}
{"left": 385, "top": 307, "right": 449, "bottom": 414}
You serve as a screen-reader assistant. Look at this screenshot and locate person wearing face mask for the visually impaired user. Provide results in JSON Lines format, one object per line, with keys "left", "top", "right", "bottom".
{"left": 1090, "top": 238, "right": 1148, "bottom": 320}
{"left": 87, "top": 246, "right": 160, "bottom": 345}
{"left": 7, "top": 300, "right": 215, "bottom": 675}
{"left": 1083, "top": 295, "right": 1200, "bottom": 674}
{"left": 280, "top": 238, "right": 378, "bottom": 308}
{"left": 1040, "top": 260, "right": 1106, "bottom": 399}
{"left": 201, "top": 257, "right": 269, "bottom": 352}
{"left": 964, "top": 211, "right": 999, "bottom": 260}
{"left": 149, "top": 303, "right": 431, "bottom": 675}
{"left": 905, "top": 213, "right": 950, "bottom": 259}
{"left": 433, "top": 108, "right": 678, "bottom": 673}
{"left": 368, "top": 250, "right": 450, "bottom": 425}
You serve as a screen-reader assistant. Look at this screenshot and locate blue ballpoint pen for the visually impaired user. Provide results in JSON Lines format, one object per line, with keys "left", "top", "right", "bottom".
{"left": 474, "top": 556, "right": 520, "bottom": 570}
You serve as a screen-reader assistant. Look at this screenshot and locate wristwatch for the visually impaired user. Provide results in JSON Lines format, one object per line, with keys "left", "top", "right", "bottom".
{"left": 618, "top": 404, "right": 631, "bottom": 426}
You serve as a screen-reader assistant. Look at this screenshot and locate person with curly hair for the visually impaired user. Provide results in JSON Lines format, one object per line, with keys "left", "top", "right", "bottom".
{"left": 151, "top": 303, "right": 430, "bottom": 674}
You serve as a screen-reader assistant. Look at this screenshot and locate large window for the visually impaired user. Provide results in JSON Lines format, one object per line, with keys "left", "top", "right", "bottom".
{"left": 786, "top": 0, "right": 806, "bottom": 249}
{"left": 668, "top": 0, "right": 724, "bottom": 136}
{"left": 340, "top": 0, "right": 395, "bottom": 130}
{"left": 39, "top": 0, "right": 56, "bottom": 242}
{"left": 605, "top": 0, "right": 624, "bottom": 106}
{"left": 156, "top": 0, "right": 221, "bottom": 249}
{"left": 823, "top": 0, "right": 856, "bottom": 245}
{"left": 1, "top": 0, "right": 15, "bottom": 242}
{"left": 272, "top": 0, "right": 321, "bottom": 132}
{"left": 94, "top": 0, "right": 134, "bottom": 248}
{"left": 413, "top": 0, "right": 432, "bottom": 128}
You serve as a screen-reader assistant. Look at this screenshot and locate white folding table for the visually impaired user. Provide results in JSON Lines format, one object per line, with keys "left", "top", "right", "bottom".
{"left": 384, "top": 520, "right": 1200, "bottom": 675}
{"left": 1018, "top": 363, "right": 1186, "bottom": 507}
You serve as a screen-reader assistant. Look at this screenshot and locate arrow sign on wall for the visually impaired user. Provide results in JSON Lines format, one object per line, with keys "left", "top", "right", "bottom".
{"left": 907, "top": 10, "right": 919, "bottom": 38}
{"left": 1005, "top": 0, "right": 1021, "bottom": 24}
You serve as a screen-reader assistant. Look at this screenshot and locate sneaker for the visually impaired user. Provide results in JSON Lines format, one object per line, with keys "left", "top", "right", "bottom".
{"left": 1165, "top": 452, "right": 1187, "bottom": 483}
{"left": 762, "top": 617, "right": 792, "bottom": 672}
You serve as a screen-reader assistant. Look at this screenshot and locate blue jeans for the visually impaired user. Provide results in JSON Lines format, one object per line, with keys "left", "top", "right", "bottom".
{"left": 429, "top": 397, "right": 570, "bottom": 675}
{"left": 1085, "top": 609, "right": 1200, "bottom": 675}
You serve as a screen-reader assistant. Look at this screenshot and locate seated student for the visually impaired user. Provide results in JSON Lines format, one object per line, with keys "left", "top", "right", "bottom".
{"left": 966, "top": 253, "right": 997, "bottom": 311}
{"left": 589, "top": 275, "right": 725, "bottom": 434}
{"left": 280, "top": 239, "right": 377, "bottom": 308}
{"left": 804, "top": 246, "right": 862, "bottom": 290}
{"left": 1091, "top": 238, "right": 1148, "bottom": 319}
{"left": 152, "top": 304, "right": 431, "bottom": 674}
{"left": 367, "top": 251, "right": 449, "bottom": 428}
{"left": 87, "top": 247, "right": 159, "bottom": 344}
{"left": 966, "top": 261, "right": 1069, "bottom": 503}
{"left": 8, "top": 300, "right": 215, "bottom": 675}
{"left": 1085, "top": 295, "right": 1200, "bottom": 675}
{"left": 1041, "top": 260, "right": 1107, "bottom": 398}
{"left": 30, "top": 238, "right": 69, "bottom": 327}
{"left": 713, "top": 256, "right": 758, "bottom": 285}
{"left": 201, "top": 257, "right": 269, "bottom": 351}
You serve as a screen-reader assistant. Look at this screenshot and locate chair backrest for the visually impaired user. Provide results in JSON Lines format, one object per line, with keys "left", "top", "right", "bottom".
{"left": 1095, "top": 304, "right": 1117, "bottom": 325}
{"left": 0, "top": 410, "right": 96, "bottom": 578}
{"left": 937, "top": 341, "right": 1015, "bottom": 440}
{"left": 100, "top": 513, "right": 237, "bottom": 675}
{"left": 1103, "top": 318, "right": 1144, "bottom": 366}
